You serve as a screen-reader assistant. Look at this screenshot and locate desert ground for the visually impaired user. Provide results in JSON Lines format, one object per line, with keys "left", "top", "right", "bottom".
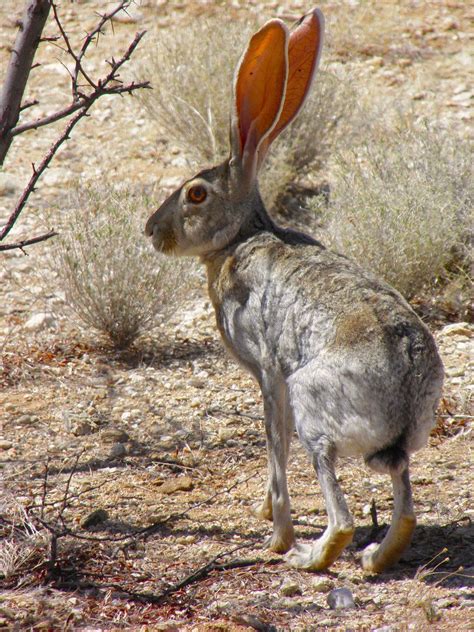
{"left": 0, "top": 1, "right": 472, "bottom": 630}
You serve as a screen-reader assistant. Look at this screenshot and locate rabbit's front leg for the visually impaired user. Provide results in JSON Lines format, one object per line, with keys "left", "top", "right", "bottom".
{"left": 257, "top": 379, "right": 295, "bottom": 554}
{"left": 252, "top": 405, "right": 293, "bottom": 524}
{"left": 286, "top": 436, "right": 354, "bottom": 570}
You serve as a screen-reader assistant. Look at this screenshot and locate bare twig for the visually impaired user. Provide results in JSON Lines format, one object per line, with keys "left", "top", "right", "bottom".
{"left": 0, "top": 0, "right": 51, "bottom": 164}
{"left": 0, "top": 230, "right": 58, "bottom": 252}
{"left": 0, "top": 0, "right": 150, "bottom": 252}
{"left": 0, "top": 104, "right": 94, "bottom": 244}
{"left": 76, "top": 544, "right": 272, "bottom": 605}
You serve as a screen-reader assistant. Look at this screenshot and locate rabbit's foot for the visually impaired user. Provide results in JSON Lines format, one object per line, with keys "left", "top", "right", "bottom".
{"left": 285, "top": 527, "right": 354, "bottom": 571}
{"left": 264, "top": 525, "right": 295, "bottom": 554}
{"left": 250, "top": 499, "right": 273, "bottom": 522}
{"left": 361, "top": 514, "right": 416, "bottom": 573}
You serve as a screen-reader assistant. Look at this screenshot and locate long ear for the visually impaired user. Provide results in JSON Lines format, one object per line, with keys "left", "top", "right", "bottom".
{"left": 257, "top": 9, "right": 325, "bottom": 169}
{"left": 230, "top": 19, "right": 289, "bottom": 186}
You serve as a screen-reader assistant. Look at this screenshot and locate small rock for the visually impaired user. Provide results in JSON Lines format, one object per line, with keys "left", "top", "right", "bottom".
{"left": 439, "top": 323, "right": 472, "bottom": 338}
{"left": 445, "top": 366, "right": 465, "bottom": 378}
{"left": 72, "top": 421, "right": 95, "bottom": 436}
{"left": 327, "top": 587, "right": 356, "bottom": 610}
{"left": 312, "top": 578, "right": 334, "bottom": 593}
{"left": 109, "top": 442, "right": 127, "bottom": 458}
{"left": 436, "top": 597, "right": 456, "bottom": 608}
{"left": 280, "top": 578, "right": 302, "bottom": 596}
{"left": 0, "top": 440, "right": 13, "bottom": 450}
{"left": 24, "top": 312, "right": 56, "bottom": 332}
{"left": 0, "top": 173, "right": 20, "bottom": 196}
{"left": 82, "top": 509, "right": 109, "bottom": 529}
{"left": 157, "top": 476, "right": 194, "bottom": 494}
{"left": 111, "top": 6, "right": 144, "bottom": 23}
{"left": 101, "top": 428, "right": 129, "bottom": 443}
{"left": 218, "top": 427, "right": 235, "bottom": 443}
{"left": 15, "top": 414, "right": 34, "bottom": 425}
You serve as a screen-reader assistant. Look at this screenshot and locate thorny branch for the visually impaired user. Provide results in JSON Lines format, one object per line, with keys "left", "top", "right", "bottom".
{"left": 0, "top": 0, "right": 150, "bottom": 252}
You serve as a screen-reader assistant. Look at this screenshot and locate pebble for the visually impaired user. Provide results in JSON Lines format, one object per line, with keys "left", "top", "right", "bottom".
{"left": 439, "top": 322, "right": 472, "bottom": 338}
{"left": 0, "top": 173, "right": 20, "bottom": 196}
{"left": 24, "top": 312, "right": 56, "bottom": 332}
{"left": 0, "top": 440, "right": 13, "bottom": 450}
{"left": 280, "top": 578, "right": 302, "bottom": 597}
{"left": 157, "top": 476, "right": 194, "bottom": 494}
{"left": 327, "top": 587, "right": 356, "bottom": 610}
{"left": 110, "top": 4, "right": 144, "bottom": 23}
{"left": 312, "top": 579, "right": 334, "bottom": 593}
{"left": 101, "top": 428, "right": 130, "bottom": 443}
{"left": 72, "top": 420, "right": 95, "bottom": 436}
{"left": 15, "top": 414, "right": 35, "bottom": 425}
{"left": 109, "top": 442, "right": 127, "bottom": 458}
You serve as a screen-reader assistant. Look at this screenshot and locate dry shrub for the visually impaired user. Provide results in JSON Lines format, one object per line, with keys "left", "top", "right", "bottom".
{"left": 317, "top": 122, "right": 473, "bottom": 298}
{"left": 49, "top": 183, "right": 197, "bottom": 348}
{"left": 136, "top": 16, "right": 358, "bottom": 209}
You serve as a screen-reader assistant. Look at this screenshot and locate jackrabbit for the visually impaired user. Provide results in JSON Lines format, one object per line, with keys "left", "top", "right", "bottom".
{"left": 145, "top": 8, "right": 444, "bottom": 572}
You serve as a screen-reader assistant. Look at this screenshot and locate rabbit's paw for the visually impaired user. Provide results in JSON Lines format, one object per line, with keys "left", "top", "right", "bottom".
{"left": 285, "top": 528, "right": 354, "bottom": 571}
{"left": 361, "top": 515, "right": 416, "bottom": 573}
{"left": 250, "top": 499, "right": 273, "bottom": 522}
{"left": 263, "top": 526, "right": 295, "bottom": 554}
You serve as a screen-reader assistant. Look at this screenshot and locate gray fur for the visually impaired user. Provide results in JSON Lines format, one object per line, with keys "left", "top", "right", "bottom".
{"left": 145, "top": 11, "right": 444, "bottom": 572}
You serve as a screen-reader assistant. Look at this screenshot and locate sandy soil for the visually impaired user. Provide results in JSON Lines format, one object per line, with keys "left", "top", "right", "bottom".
{"left": 1, "top": 1, "right": 473, "bottom": 630}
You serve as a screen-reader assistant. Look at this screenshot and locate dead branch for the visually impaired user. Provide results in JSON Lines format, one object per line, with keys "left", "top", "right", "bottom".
{"left": 0, "top": 104, "right": 95, "bottom": 245}
{"left": 0, "top": 0, "right": 150, "bottom": 252}
{"left": 73, "top": 544, "right": 273, "bottom": 606}
{"left": 0, "top": 230, "right": 57, "bottom": 253}
{"left": 0, "top": 0, "right": 51, "bottom": 164}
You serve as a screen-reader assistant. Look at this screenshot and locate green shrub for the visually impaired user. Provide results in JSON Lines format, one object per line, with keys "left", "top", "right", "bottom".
{"left": 49, "top": 183, "right": 198, "bottom": 348}
{"left": 316, "top": 122, "right": 473, "bottom": 297}
{"left": 136, "top": 16, "right": 357, "bottom": 209}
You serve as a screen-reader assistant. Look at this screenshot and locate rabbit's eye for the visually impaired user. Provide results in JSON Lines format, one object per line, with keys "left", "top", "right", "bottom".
{"left": 187, "top": 185, "right": 207, "bottom": 204}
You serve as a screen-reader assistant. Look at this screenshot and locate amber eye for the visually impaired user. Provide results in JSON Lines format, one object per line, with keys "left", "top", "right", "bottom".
{"left": 187, "top": 184, "right": 207, "bottom": 204}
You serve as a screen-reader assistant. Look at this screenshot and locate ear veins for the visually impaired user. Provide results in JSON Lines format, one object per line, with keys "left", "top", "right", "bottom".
{"left": 234, "top": 20, "right": 289, "bottom": 164}
{"left": 260, "top": 9, "right": 325, "bottom": 163}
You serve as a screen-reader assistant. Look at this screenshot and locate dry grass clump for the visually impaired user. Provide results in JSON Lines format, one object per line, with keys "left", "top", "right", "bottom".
{"left": 136, "top": 16, "right": 358, "bottom": 209}
{"left": 317, "top": 122, "right": 473, "bottom": 298}
{"left": 48, "top": 183, "right": 197, "bottom": 348}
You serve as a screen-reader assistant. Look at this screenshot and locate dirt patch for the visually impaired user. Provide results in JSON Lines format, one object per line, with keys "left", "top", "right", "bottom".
{"left": 1, "top": 1, "right": 472, "bottom": 630}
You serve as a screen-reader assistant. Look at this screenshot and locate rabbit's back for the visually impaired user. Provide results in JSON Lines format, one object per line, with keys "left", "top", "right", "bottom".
{"left": 206, "top": 231, "right": 443, "bottom": 458}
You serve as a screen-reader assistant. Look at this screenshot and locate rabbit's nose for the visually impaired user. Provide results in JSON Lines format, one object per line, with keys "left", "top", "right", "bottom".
{"left": 145, "top": 214, "right": 157, "bottom": 237}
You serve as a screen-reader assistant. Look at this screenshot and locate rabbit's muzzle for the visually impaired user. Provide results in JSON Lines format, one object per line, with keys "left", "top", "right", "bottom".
{"left": 145, "top": 191, "right": 179, "bottom": 254}
{"left": 146, "top": 221, "right": 177, "bottom": 254}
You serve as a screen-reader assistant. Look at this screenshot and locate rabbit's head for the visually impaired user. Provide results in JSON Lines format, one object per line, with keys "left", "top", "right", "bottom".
{"left": 145, "top": 9, "right": 324, "bottom": 257}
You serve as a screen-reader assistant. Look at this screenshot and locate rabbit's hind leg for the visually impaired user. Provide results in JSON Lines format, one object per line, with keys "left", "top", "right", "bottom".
{"left": 361, "top": 466, "right": 416, "bottom": 573}
{"left": 286, "top": 436, "right": 354, "bottom": 571}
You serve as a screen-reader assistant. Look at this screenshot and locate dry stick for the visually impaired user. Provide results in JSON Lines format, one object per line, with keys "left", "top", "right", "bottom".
{"left": 0, "top": 230, "right": 57, "bottom": 253}
{"left": 84, "top": 543, "right": 275, "bottom": 606}
{"left": 0, "top": 0, "right": 51, "bottom": 164}
{"left": 0, "top": 2, "right": 149, "bottom": 251}
{"left": 0, "top": 32, "right": 149, "bottom": 249}
{"left": 0, "top": 103, "right": 93, "bottom": 248}
{"left": 28, "top": 469, "right": 260, "bottom": 546}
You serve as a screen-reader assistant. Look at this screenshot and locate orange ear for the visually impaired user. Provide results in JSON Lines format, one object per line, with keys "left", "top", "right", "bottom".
{"left": 260, "top": 9, "right": 324, "bottom": 162}
{"left": 232, "top": 19, "right": 288, "bottom": 182}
